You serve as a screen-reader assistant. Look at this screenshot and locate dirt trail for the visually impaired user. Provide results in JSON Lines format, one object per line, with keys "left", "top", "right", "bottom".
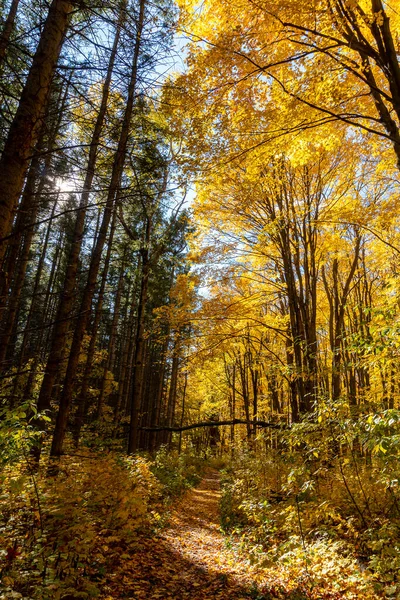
{"left": 102, "top": 469, "right": 261, "bottom": 599}
{"left": 101, "top": 470, "right": 386, "bottom": 600}
{"left": 160, "top": 469, "right": 256, "bottom": 596}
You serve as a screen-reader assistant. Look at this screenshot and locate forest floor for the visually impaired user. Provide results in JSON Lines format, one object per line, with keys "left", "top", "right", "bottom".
{"left": 100, "top": 470, "right": 312, "bottom": 600}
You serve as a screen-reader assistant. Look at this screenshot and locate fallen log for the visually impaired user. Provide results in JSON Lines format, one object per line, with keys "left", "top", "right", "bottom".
{"left": 139, "top": 419, "right": 284, "bottom": 432}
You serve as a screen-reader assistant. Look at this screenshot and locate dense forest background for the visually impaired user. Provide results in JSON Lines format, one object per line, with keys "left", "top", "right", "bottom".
{"left": 1, "top": 0, "right": 400, "bottom": 598}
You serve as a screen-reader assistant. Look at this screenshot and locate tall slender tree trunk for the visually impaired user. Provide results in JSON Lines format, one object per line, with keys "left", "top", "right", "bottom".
{"left": 0, "top": 73, "right": 70, "bottom": 369}
{"left": 231, "top": 363, "right": 235, "bottom": 454}
{"left": 128, "top": 231, "right": 150, "bottom": 454}
{"left": 323, "top": 237, "right": 361, "bottom": 405}
{"left": 21, "top": 231, "right": 65, "bottom": 404}
{"left": 96, "top": 260, "right": 124, "bottom": 420}
{"left": 42, "top": 231, "right": 65, "bottom": 354}
{"left": 250, "top": 365, "right": 259, "bottom": 436}
{"left": 72, "top": 208, "right": 118, "bottom": 445}
{"left": 50, "top": 0, "right": 146, "bottom": 460}
{"left": 286, "top": 338, "right": 299, "bottom": 423}
{"left": 1, "top": 73, "right": 71, "bottom": 276}
{"left": 0, "top": 0, "right": 72, "bottom": 258}
{"left": 236, "top": 351, "right": 251, "bottom": 439}
{"left": 113, "top": 287, "right": 137, "bottom": 433}
{"left": 166, "top": 341, "right": 179, "bottom": 449}
{"left": 0, "top": 0, "right": 20, "bottom": 71}
{"left": 177, "top": 371, "right": 187, "bottom": 454}
{"left": 20, "top": 221, "right": 62, "bottom": 368}
{"left": 36, "top": 12, "right": 124, "bottom": 418}
{"left": 150, "top": 337, "right": 169, "bottom": 451}
{"left": 5, "top": 195, "right": 59, "bottom": 397}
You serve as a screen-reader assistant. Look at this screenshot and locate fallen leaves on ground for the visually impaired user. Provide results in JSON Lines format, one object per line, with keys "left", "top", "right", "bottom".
{"left": 100, "top": 470, "right": 382, "bottom": 600}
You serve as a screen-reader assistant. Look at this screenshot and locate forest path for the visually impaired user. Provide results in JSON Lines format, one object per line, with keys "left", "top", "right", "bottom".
{"left": 102, "top": 469, "right": 266, "bottom": 599}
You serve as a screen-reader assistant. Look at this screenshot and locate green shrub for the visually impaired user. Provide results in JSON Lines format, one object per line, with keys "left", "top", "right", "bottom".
{"left": 150, "top": 446, "right": 203, "bottom": 500}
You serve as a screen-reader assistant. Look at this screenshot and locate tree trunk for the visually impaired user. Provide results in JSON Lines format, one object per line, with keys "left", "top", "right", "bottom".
{"left": 166, "top": 342, "right": 179, "bottom": 449}
{"left": 72, "top": 208, "right": 118, "bottom": 445}
{"left": 36, "top": 11, "right": 123, "bottom": 418}
{"left": 0, "top": 0, "right": 72, "bottom": 258}
{"left": 113, "top": 283, "right": 137, "bottom": 433}
{"left": 0, "top": 0, "right": 20, "bottom": 71}
{"left": 128, "top": 233, "right": 150, "bottom": 454}
{"left": 49, "top": 0, "right": 146, "bottom": 461}
{"left": 178, "top": 370, "right": 188, "bottom": 454}
{"left": 6, "top": 196, "right": 59, "bottom": 403}
{"left": 95, "top": 259, "right": 124, "bottom": 420}
{"left": 0, "top": 74, "right": 70, "bottom": 370}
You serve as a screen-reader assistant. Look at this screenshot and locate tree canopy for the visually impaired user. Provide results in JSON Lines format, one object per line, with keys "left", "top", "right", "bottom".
{"left": 2, "top": 0, "right": 400, "bottom": 598}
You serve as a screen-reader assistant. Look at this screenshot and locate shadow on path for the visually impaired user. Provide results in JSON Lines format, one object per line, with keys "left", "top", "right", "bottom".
{"left": 101, "top": 470, "right": 308, "bottom": 600}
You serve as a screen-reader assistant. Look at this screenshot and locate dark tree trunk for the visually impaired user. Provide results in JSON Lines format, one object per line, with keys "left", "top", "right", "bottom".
{"left": 36, "top": 11, "right": 123, "bottom": 418}
{"left": 50, "top": 0, "right": 146, "bottom": 461}
{"left": 0, "top": 0, "right": 72, "bottom": 257}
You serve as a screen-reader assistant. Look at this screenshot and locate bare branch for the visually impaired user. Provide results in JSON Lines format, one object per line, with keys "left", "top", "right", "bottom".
{"left": 140, "top": 418, "right": 284, "bottom": 432}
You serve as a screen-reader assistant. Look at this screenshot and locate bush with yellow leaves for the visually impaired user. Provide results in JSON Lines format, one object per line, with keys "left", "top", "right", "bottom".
{"left": 1, "top": 452, "right": 163, "bottom": 599}
{"left": 219, "top": 432, "right": 400, "bottom": 599}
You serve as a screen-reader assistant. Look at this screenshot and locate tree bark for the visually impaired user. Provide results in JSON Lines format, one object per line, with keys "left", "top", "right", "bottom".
{"left": 95, "top": 258, "right": 124, "bottom": 420}
{"left": 0, "top": 0, "right": 20, "bottom": 71}
{"left": 0, "top": 0, "right": 72, "bottom": 258}
{"left": 0, "top": 75, "right": 70, "bottom": 370}
{"left": 141, "top": 419, "right": 283, "bottom": 433}
{"left": 36, "top": 10, "right": 123, "bottom": 417}
{"left": 178, "top": 370, "right": 188, "bottom": 454}
{"left": 165, "top": 341, "right": 179, "bottom": 449}
{"left": 128, "top": 227, "right": 150, "bottom": 454}
{"left": 50, "top": 0, "right": 146, "bottom": 460}
{"left": 72, "top": 207, "right": 118, "bottom": 445}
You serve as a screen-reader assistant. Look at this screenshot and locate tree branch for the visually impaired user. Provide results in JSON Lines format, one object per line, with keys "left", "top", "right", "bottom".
{"left": 140, "top": 419, "right": 283, "bottom": 432}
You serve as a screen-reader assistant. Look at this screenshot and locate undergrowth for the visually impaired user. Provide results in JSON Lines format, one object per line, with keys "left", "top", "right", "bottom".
{"left": 220, "top": 419, "right": 400, "bottom": 600}
{"left": 0, "top": 446, "right": 203, "bottom": 600}
{"left": 149, "top": 446, "right": 203, "bottom": 500}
